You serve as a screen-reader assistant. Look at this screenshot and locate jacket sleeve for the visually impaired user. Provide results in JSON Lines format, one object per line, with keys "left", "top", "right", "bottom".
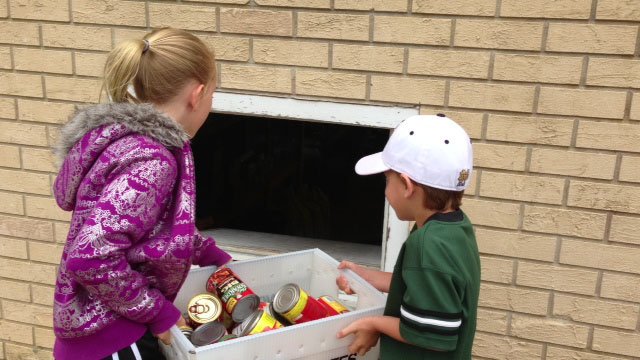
{"left": 64, "top": 145, "right": 181, "bottom": 335}
{"left": 192, "top": 232, "right": 232, "bottom": 267}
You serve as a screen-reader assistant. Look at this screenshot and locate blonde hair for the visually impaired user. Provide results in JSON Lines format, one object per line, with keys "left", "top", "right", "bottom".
{"left": 102, "top": 28, "right": 216, "bottom": 104}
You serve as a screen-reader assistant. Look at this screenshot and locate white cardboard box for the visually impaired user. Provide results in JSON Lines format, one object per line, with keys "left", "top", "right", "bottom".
{"left": 160, "top": 249, "right": 386, "bottom": 360}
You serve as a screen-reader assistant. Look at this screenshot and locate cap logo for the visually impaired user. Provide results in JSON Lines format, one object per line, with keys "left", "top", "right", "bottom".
{"left": 457, "top": 169, "right": 470, "bottom": 187}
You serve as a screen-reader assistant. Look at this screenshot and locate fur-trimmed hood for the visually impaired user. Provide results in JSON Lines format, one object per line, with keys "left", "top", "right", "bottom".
{"left": 55, "top": 102, "right": 189, "bottom": 163}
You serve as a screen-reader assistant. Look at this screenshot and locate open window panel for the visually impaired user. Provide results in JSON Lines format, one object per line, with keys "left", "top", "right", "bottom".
{"left": 193, "top": 93, "right": 417, "bottom": 270}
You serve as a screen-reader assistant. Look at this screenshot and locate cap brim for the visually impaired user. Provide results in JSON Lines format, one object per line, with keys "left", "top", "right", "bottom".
{"left": 355, "top": 152, "right": 390, "bottom": 175}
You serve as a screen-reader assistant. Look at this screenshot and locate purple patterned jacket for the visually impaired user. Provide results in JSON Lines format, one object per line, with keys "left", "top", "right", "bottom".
{"left": 52, "top": 103, "right": 231, "bottom": 360}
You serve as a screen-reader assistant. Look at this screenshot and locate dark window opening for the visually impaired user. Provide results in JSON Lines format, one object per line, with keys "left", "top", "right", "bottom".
{"left": 191, "top": 112, "right": 389, "bottom": 246}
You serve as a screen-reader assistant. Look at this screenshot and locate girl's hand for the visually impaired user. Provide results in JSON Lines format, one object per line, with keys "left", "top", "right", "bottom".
{"left": 156, "top": 316, "right": 187, "bottom": 345}
{"left": 336, "top": 317, "right": 380, "bottom": 356}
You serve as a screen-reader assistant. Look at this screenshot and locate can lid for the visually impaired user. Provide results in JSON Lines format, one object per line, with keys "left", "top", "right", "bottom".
{"left": 272, "top": 283, "right": 300, "bottom": 314}
{"left": 231, "top": 294, "right": 260, "bottom": 323}
{"left": 190, "top": 321, "right": 227, "bottom": 346}
{"left": 187, "top": 294, "right": 222, "bottom": 324}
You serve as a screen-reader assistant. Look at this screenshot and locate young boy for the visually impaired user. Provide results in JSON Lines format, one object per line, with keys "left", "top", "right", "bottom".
{"left": 336, "top": 114, "right": 480, "bottom": 359}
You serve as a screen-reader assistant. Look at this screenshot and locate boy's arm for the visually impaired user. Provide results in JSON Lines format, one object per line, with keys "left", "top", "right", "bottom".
{"left": 337, "top": 260, "right": 392, "bottom": 293}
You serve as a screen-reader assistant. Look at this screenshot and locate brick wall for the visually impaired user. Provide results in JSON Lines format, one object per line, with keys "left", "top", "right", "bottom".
{"left": 1, "top": 1, "right": 639, "bottom": 359}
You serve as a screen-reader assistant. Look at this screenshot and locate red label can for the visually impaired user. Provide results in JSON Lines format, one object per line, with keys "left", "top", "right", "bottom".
{"left": 317, "top": 295, "right": 350, "bottom": 316}
{"left": 272, "top": 283, "right": 328, "bottom": 324}
{"left": 207, "top": 267, "right": 260, "bottom": 323}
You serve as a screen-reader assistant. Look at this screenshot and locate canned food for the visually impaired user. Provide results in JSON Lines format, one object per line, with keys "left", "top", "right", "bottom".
{"left": 259, "top": 301, "right": 291, "bottom": 326}
{"left": 190, "top": 321, "right": 228, "bottom": 346}
{"left": 187, "top": 293, "right": 222, "bottom": 326}
{"left": 272, "top": 283, "right": 328, "bottom": 324}
{"left": 178, "top": 324, "right": 194, "bottom": 341}
{"left": 232, "top": 310, "right": 283, "bottom": 337}
{"left": 317, "top": 295, "right": 350, "bottom": 316}
{"left": 207, "top": 267, "right": 260, "bottom": 323}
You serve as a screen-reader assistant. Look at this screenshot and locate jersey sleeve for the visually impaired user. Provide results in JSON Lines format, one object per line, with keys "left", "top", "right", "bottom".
{"left": 399, "top": 267, "right": 464, "bottom": 351}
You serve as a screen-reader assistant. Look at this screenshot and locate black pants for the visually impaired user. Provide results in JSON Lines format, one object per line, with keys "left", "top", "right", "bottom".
{"left": 101, "top": 331, "right": 165, "bottom": 360}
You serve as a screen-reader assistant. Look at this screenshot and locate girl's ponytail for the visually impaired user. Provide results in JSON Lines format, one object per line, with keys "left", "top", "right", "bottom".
{"left": 102, "top": 39, "right": 146, "bottom": 103}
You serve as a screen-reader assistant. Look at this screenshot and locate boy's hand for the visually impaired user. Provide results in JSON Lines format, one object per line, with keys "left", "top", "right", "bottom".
{"left": 336, "top": 260, "right": 360, "bottom": 295}
{"left": 337, "top": 317, "right": 380, "bottom": 356}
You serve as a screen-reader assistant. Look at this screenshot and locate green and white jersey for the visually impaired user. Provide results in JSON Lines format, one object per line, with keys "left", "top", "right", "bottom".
{"left": 381, "top": 210, "right": 480, "bottom": 360}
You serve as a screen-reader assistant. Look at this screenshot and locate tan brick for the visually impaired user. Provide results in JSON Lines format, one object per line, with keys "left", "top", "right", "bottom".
{"left": 477, "top": 308, "right": 508, "bottom": 334}
{"left": 414, "top": 0, "right": 495, "bottom": 15}
{"left": 190, "top": 0, "right": 248, "bottom": 3}
{"left": 420, "top": 108, "right": 484, "bottom": 139}
{"left": 519, "top": 262, "right": 599, "bottom": 296}
{"left": 22, "top": 148, "right": 57, "bottom": 173}
{"left": 75, "top": 52, "right": 109, "bottom": 77}
{"left": 569, "top": 181, "right": 640, "bottom": 214}
{"left": 511, "top": 314, "right": 589, "bottom": 348}
{"left": 220, "top": 64, "right": 291, "bottom": 94}
{"left": 10, "top": 0, "right": 69, "bottom": 21}
{"left": 334, "top": 0, "right": 407, "bottom": 12}
{"left": 0, "top": 145, "right": 20, "bottom": 168}
{"left": 0, "top": 21, "right": 40, "bottom": 46}
{"left": 539, "top": 87, "right": 627, "bottom": 119}
{"left": 14, "top": 48, "right": 72, "bottom": 75}
{"left": 554, "top": 294, "right": 638, "bottom": 330}
{"left": 546, "top": 347, "right": 624, "bottom": 360}
{"left": 620, "top": 156, "right": 640, "bottom": 184}
{"left": 480, "top": 283, "right": 549, "bottom": 315}
{"left": 408, "top": 49, "right": 490, "bottom": 79}
{"left": 54, "top": 222, "right": 69, "bottom": 243}
{"left": 530, "top": 149, "right": 616, "bottom": 180}
{"left": 0, "top": 169, "right": 50, "bottom": 195}
{"left": 461, "top": 198, "right": 521, "bottom": 229}
{"left": 200, "top": 35, "right": 251, "bottom": 62}
{"left": 474, "top": 143, "right": 526, "bottom": 171}
{"left": 253, "top": 39, "right": 328, "bottom": 68}
{"left": 333, "top": 44, "right": 403, "bottom": 73}
{"left": 0, "top": 257, "right": 56, "bottom": 284}
{"left": 32, "top": 285, "right": 54, "bottom": 306}
{"left": 0, "top": 192, "right": 23, "bottom": 215}
{"left": 0, "top": 236, "right": 27, "bottom": 259}
{"left": 480, "top": 171, "right": 565, "bottom": 205}
{"left": 577, "top": 121, "right": 640, "bottom": 153}
{"left": 18, "top": 99, "right": 75, "bottom": 125}
{"left": 0, "top": 1, "right": 6, "bottom": 17}
{"left": 487, "top": 115, "right": 573, "bottom": 146}
{"left": 0, "top": 214, "right": 53, "bottom": 241}
{"left": 113, "top": 28, "right": 148, "bottom": 44}
{"left": 592, "top": 329, "right": 640, "bottom": 358}
{"left": 464, "top": 171, "right": 478, "bottom": 196}
{"left": 587, "top": 58, "right": 640, "bottom": 88}
{"left": 48, "top": 127, "right": 60, "bottom": 147}
{"left": 0, "top": 73, "right": 43, "bottom": 98}
{"left": 0, "top": 320, "right": 33, "bottom": 344}
{"left": 0, "top": 46, "right": 10, "bottom": 69}
{"left": 0, "top": 98, "right": 15, "bottom": 119}
{"left": 370, "top": 76, "right": 445, "bottom": 105}
{"left": 610, "top": 215, "right": 640, "bottom": 245}
{"left": 374, "top": 16, "right": 451, "bottom": 45}
{"left": 256, "top": 0, "right": 329, "bottom": 7}
{"left": 524, "top": 205, "right": 607, "bottom": 240}
{"left": 0, "top": 279, "right": 30, "bottom": 302}
{"left": 473, "top": 332, "right": 543, "bottom": 360}
{"left": 29, "top": 241, "right": 64, "bottom": 264}
{"left": 45, "top": 76, "right": 102, "bottom": 103}
{"left": 501, "top": 0, "right": 591, "bottom": 18}
{"left": 547, "top": 24, "right": 638, "bottom": 55}
{"left": 42, "top": 24, "right": 111, "bottom": 51}
{"left": 596, "top": 0, "right": 640, "bottom": 21}
{"left": 600, "top": 272, "right": 640, "bottom": 303}
{"left": 455, "top": 20, "right": 543, "bottom": 50}
{"left": 494, "top": 54, "right": 583, "bottom": 85}
{"left": 150, "top": 3, "right": 216, "bottom": 31}
{"left": 4, "top": 300, "right": 52, "bottom": 327}
{"left": 73, "top": 0, "right": 144, "bottom": 26}
{"left": 5, "top": 344, "right": 52, "bottom": 360}
{"left": 296, "top": 69, "right": 366, "bottom": 100}
{"left": 221, "top": 8, "right": 292, "bottom": 36}
{"left": 631, "top": 92, "right": 640, "bottom": 121}
{"left": 0, "top": 121, "right": 48, "bottom": 146}
{"left": 34, "top": 327, "right": 54, "bottom": 349}
{"left": 450, "top": 82, "right": 535, "bottom": 112}
{"left": 476, "top": 228, "right": 556, "bottom": 262}
{"left": 298, "top": 12, "right": 367, "bottom": 41}
{"left": 480, "top": 256, "right": 514, "bottom": 284}
{"left": 561, "top": 239, "right": 640, "bottom": 275}
{"left": 25, "top": 197, "right": 69, "bottom": 222}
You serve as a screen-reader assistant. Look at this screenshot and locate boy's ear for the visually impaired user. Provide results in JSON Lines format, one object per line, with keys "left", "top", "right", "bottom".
{"left": 399, "top": 173, "right": 415, "bottom": 198}
{"left": 188, "top": 83, "right": 206, "bottom": 110}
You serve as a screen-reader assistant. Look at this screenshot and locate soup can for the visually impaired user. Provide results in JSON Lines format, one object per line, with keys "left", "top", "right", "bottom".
{"left": 231, "top": 309, "right": 283, "bottom": 337}
{"left": 272, "top": 283, "right": 328, "bottom": 324}
{"left": 258, "top": 301, "right": 291, "bottom": 326}
{"left": 178, "top": 324, "right": 194, "bottom": 341}
{"left": 187, "top": 293, "right": 222, "bottom": 326}
{"left": 317, "top": 295, "right": 350, "bottom": 316}
{"left": 207, "top": 267, "right": 260, "bottom": 323}
{"left": 190, "top": 321, "right": 228, "bottom": 346}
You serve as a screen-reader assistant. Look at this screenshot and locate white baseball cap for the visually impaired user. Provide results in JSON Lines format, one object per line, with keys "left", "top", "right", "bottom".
{"left": 355, "top": 114, "right": 473, "bottom": 191}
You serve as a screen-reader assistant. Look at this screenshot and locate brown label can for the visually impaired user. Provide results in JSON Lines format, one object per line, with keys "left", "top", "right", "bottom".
{"left": 190, "top": 321, "right": 228, "bottom": 346}
{"left": 187, "top": 293, "right": 222, "bottom": 326}
{"left": 231, "top": 309, "right": 283, "bottom": 337}
{"left": 207, "top": 267, "right": 260, "bottom": 323}
{"left": 272, "top": 283, "right": 328, "bottom": 324}
{"left": 317, "top": 295, "right": 350, "bottom": 316}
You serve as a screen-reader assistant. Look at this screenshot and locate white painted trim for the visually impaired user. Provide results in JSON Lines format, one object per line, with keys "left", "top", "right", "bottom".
{"left": 212, "top": 92, "right": 418, "bottom": 129}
